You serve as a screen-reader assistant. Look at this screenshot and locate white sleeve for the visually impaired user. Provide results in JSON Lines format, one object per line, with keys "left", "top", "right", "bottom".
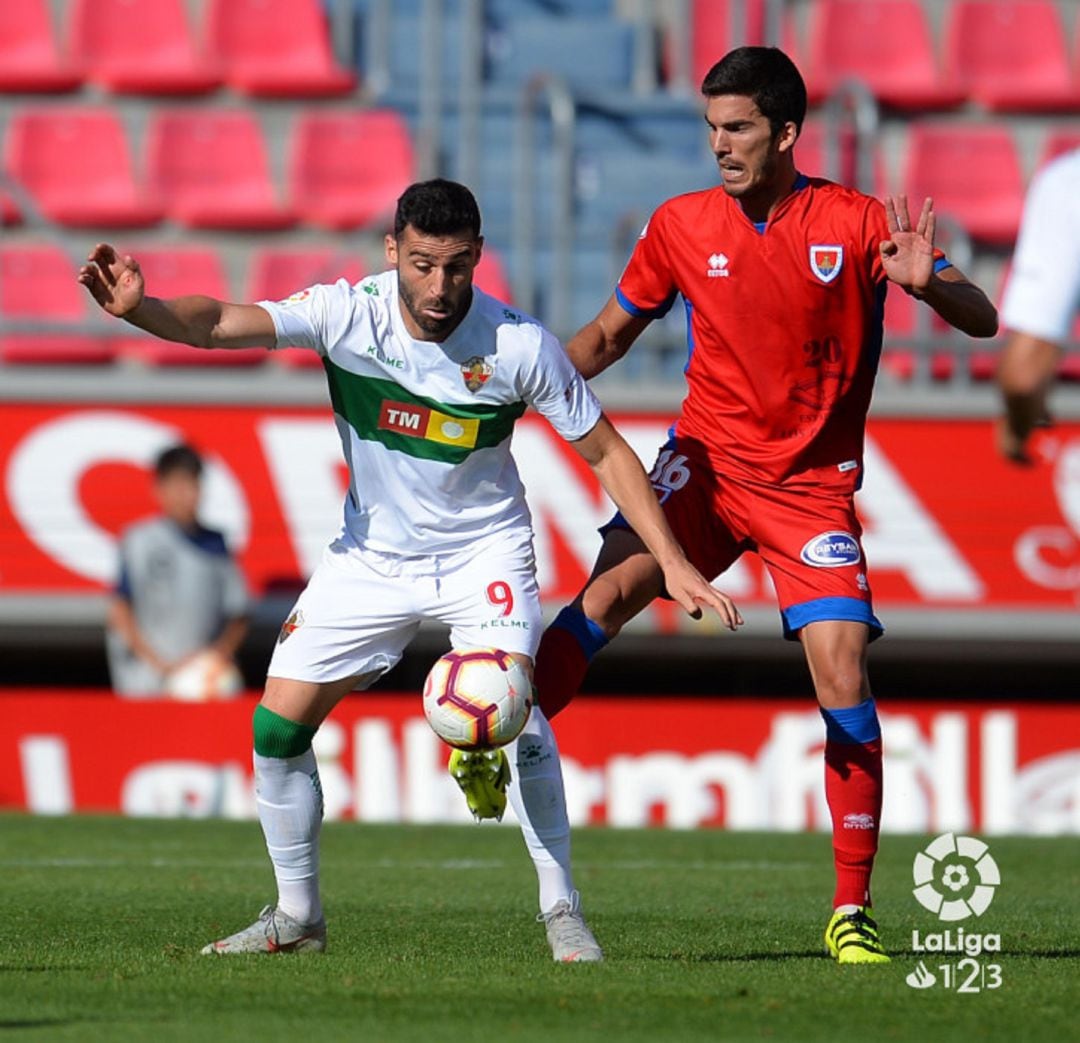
{"left": 520, "top": 328, "right": 602, "bottom": 441}
{"left": 257, "top": 280, "right": 352, "bottom": 355}
{"left": 1001, "top": 157, "right": 1080, "bottom": 342}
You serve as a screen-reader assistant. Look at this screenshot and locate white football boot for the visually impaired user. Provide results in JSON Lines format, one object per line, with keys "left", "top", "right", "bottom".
{"left": 200, "top": 905, "right": 326, "bottom": 955}
{"left": 539, "top": 891, "right": 604, "bottom": 963}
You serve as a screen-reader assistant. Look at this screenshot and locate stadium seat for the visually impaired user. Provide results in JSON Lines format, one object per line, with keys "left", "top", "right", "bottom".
{"left": 5, "top": 108, "right": 161, "bottom": 227}
{"left": 289, "top": 110, "right": 414, "bottom": 230}
{"left": 0, "top": 244, "right": 114, "bottom": 364}
{"left": 902, "top": 123, "right": 1024, "bottom": 244}
{"left": 69, "top": 0, "right": 221, "bottom": 95}
{"left": 146, "top": 110, "right": 294, "bottom": 230}
{"left": 486, "top": 18, "right": 634, "bottom": 91}
{"left": 685, "top": 0, "right": 766, "bottom": 88}
{"left": 803, "top": 0, "right": 962, "bottom": 109}
{"left": 205, "top": 0, "right": 356, "bottom": 97}
{"left": 0, "top": 191, "right": 21, "bottom": 226}
{"left": 1040, "top": 128, "right": 1080, "bottom": 168}
{"left": 942, "top": 1, "right": 1076, "bottom": 112}
{"left": 795, "top": 118, "right": 887, "bottom": 195}
{"left": 110, "top": 246, "right": 265, "bottom": 365}
{"left": 249, "top": 247, "right": 367, "bottom": 368}
{"left": 0, "top": 0, "right": 81, "bottom": 93}
{"left": 475, "top": 247, "right": 514, "bottom": 304}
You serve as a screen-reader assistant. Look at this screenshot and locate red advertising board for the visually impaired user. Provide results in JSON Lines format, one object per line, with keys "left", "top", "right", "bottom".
{"left": 2, "top": 404, "right": 1080, "bottom": 626}
{"left": 5, "top": 691, "right": 1079, "bottom": 834}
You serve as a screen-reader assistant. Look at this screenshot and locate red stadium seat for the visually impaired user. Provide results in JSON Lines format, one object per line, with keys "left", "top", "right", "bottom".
{"left": 943, "top": 1, "right": 1076, "bottom": 112}
{"left": 248, "top": 246, "right": 367, "bottom": 368}
{"left": 289, "top": 110, "right": 414, "bottom": 230}
{"left": 0, "top": 0, "right": 81, "bottom": 93}
{"left": 474, "top": 247, "right": 514, "bottom": 304}
{"left": 795, "top": 118, "right": 887, "bottom": 195}
{"left": 205, "top": 0, "right": 355, "bottom": 97}
{"left": 69, "top": 0, "right": 220, "bottom": 95}
{"left": 684, "top": 0, "right": 766, "bottom": 89}
{"left": 111, "top": 246, "right": 266, "bottom": 365}
{"left": 0, "top": 244, "right": 114, "bottom": 364}
{"left": 0, "top": 191, "right": 21, "bottom": 226}
{"left": 248, "top": 247, "right": 367, "bottom": 300}
{"left": 146, "top": 110, "right": 294, "bottom": 230}
{"left": 5, "top": 108, "right": 161, "bottom": 228}
{"left": 902, "top": 123, "right": 1024, "bottom": 244}
{"left": 1040, "top": 128, "right": 1080, "bottom": 168}
{"left": 804, "top": 0, "right": 962, "bottom": 109}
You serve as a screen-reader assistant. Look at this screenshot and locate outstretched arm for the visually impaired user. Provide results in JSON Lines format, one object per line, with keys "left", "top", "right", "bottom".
{"left": 880, "top": 196, "right": 998, "bottom": 338}
{"left": 78, "top": 242, "right": 276, "bottom": 349}
{"left": 570, "top": 414, "right": 742, "bottom": 629}
{"left": 566, "top": 295, "right": 653, "bottom": 379}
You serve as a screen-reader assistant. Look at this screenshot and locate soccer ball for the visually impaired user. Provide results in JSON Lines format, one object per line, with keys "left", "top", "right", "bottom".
{"left": 422, "top": 647, "right": 532, "bottom": 750}
{"left": 165, "top": 651, "right": 243, "bottom": 702}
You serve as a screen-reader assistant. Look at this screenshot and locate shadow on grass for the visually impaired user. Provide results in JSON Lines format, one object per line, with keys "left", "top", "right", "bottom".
{"left": 0, "top": 1020, "right": 86, "bottom": 1030}
{"left": 644, "top": 949, "right": 827, "bottom": 963}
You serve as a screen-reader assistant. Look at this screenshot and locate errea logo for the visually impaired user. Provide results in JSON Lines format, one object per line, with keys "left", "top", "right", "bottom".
{"left": 707, "top": 252, "right": 730, "bottom": 278}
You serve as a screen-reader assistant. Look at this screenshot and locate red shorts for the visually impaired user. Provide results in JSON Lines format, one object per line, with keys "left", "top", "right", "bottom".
{"left": 604, "top": 438, "right": 883, "bottom": 641}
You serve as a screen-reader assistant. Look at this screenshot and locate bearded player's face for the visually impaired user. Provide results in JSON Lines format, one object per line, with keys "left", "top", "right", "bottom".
{"left": 386, "top": 225, "right": 482, "bottom": 342}
{"left": 705, "top": 94, "right": 796, "bottom": 204}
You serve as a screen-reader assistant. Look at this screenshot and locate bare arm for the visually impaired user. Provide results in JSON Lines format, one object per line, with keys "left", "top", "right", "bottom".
{"left": 996, "top": 331, "right": 1059, "bottom": 464}
{"left": 570, "top": 414, "right": 742, "bottom": 629}
{"left": 880, "top": 196, "right": 998, "bottom": 338}
{"left": 108, "top": 595, "right": 170, "bottom": 674}
{"left": 78, "top": 242, "right": 276, "bottom": 350}
{"left": 209, "top": 616, "right": 250, "bottom": 662}
{"left": 566, "top": 295, "right": 653, "bottom": 379}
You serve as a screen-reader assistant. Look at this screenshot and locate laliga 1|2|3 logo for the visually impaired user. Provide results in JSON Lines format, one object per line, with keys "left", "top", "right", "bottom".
{"left": 905, "top": 833, "right": 1003, "bottom": 994}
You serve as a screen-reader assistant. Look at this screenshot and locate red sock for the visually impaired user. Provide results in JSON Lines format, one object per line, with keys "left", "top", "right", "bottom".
{"left": 532, "top": 625, "right": 590, "bottom": 719}
{"left": 824, "top": 738, "right": 883, "bottom": 908}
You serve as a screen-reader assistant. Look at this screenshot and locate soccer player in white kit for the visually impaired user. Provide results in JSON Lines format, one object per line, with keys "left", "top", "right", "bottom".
{"left": 997, "top": 148, "right": 1080, "bottom": 464}
{"left": 79, "top": 179, "right": 741, "bottom": 961}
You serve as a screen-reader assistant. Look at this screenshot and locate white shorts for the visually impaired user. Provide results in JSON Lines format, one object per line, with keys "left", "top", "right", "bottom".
{"left": 267, "top": 536, "right": 543, "bottom": 686}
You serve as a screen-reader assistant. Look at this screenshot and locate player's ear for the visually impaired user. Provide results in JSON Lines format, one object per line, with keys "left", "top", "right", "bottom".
{"left": 384, "top": 233, "right": 398, "bottom": 267}
{"left": 473, "top": 235, "right": 484, "bottom": 268}
{"left": 777, "top": 121, "right": 798, "bottom": 154}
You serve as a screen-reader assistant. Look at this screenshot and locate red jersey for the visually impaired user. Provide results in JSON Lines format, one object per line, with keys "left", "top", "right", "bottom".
{"left": 617, "top": 176, "right": 894, "bottom": 490}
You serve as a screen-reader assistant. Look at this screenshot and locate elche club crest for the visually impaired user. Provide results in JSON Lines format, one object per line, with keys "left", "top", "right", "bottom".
{"left": 461, "top": 356, "right": 494, "bottom": 392}
{"left": 809, "top": 244, "right": 843, "bottom": 284}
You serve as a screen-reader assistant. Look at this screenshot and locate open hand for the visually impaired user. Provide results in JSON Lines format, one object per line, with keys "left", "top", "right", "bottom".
{"left": 78, "top": 242, "right": 145, "bottom": 317}
{"left": 662, "top": 557, "right": 743, "bottom": 631}
{"left": 880, "top": 194, "right": 935, "bottom": 295}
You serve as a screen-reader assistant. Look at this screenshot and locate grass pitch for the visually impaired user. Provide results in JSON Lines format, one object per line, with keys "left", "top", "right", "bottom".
{"left": 1, "top": 815, "right": 1077, "bottom": 1042}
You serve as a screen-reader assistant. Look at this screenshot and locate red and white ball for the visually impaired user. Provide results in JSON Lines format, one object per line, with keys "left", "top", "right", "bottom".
{"left": 422, "top": 647, "right": 532, "bottom": 750}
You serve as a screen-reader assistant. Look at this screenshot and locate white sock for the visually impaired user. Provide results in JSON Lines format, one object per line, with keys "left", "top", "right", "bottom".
{"left": 506, "top": 706, "right": 575, "bottom": 914}
{"left": 254, "top": 749, "right": 324, "bottom": 925}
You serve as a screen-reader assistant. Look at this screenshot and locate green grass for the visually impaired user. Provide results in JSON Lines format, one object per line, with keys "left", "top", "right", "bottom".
{"left": 1, "top": 816, "right": 1077, "bottom": 1042}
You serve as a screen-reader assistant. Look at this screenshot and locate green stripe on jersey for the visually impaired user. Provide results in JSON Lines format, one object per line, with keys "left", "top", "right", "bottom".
{"left": 324, "top": 357, "right": 526, "bottom": 465}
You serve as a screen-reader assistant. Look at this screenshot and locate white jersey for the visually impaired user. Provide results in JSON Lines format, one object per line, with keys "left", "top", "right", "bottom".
{"left": 1001, "top": 148, "right": 1080, "bottom": 342}
{"left": 259, "top": 270, "right": 601, "bottom": 559}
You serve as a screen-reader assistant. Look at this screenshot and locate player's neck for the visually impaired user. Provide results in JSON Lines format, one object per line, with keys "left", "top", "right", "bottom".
{"left": 737, "top": 165, "right": 799, "bottom": 225}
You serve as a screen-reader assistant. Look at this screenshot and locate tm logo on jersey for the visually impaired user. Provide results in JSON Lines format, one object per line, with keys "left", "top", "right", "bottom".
{"left": 809, "top": 245, "right": 844, "bottom": 284}
{"left": 707, "top": 252, "right": 730, "bottom": 278}
{"left": 800, "top": 530, "right": 861, "bottom": 567}
{"left": 379, "top": 401, "right": 480, "bottom": 448}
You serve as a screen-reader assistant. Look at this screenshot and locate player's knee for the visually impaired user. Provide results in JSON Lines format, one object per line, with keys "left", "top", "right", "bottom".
{"left": 253, "top": 704, "right": 317, "bottom": 758}
{"left": 812, "top": 661, "right": 870, "bottom": 710}
{"left": 578, "top": 579, "right": 635, "bottom": 638}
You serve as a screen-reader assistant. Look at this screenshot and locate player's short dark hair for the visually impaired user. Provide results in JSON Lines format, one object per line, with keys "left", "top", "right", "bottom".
{"left": 701, "top": 46, "right": 807, "bottom": 137}
{"left": 394, "top": 179, "right": 482, "bottom": 240}
{"left": 154, "top": 444, "right": 203, "bottom": 480}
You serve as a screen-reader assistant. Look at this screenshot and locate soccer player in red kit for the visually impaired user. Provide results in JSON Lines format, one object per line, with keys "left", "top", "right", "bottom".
{"left": 532, "top": 48, "right": 999, "bottom": 963}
